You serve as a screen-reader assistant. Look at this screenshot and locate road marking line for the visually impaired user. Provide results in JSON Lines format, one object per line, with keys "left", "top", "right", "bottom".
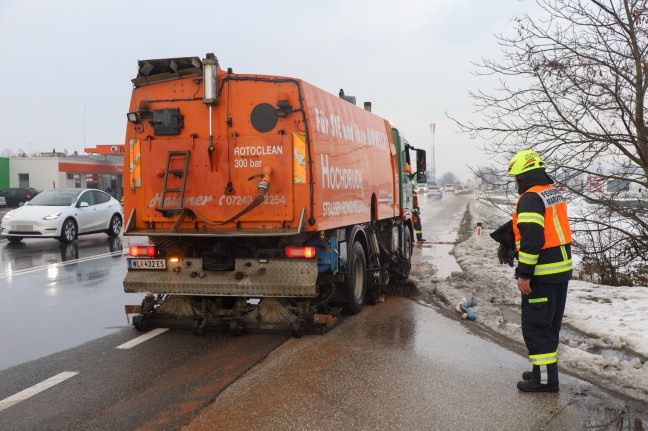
{"left": 0, "top": 371, "right": 79, "bottom": 412}
{"left": 116, "top": 328, "right": 169, "bottom": 349}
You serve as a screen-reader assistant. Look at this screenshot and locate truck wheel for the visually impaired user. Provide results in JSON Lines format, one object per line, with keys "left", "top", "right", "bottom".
{"left": 291, "top": 319, "right": 306, "bottom": 338}
{"left": 229, "top": 319, "right": 243, "bottom": 336}
{"left": 404, "top": 227, "right": 413, "bottom": 258}
{"left": 343, "top": 241, "right": 366, "bottom": 314}
{"left": 133, "top": 314, "right": 147, "bottom": 331}
{"left": 192, "top": 317, "right": 205, "bottom": 336}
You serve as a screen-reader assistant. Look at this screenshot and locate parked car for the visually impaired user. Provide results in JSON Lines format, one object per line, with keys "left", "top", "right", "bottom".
{"left": 426, "top": 185, "right": 443, "bottom": 198}
{"left": 0, "top": 187, "right": 40, "bottom": 207}
{"left": 0, "top": 188, "right": 123, "bottom": 243}
{"left": 444, "top": 184, "right": 456, "bottom": 193}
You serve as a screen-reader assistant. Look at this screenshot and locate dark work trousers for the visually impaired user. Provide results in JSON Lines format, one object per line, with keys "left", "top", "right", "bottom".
{"left": 414, "top": 219, "right": 423, "bottom": 240}
{"left": 521, "top": 279, "right": 568, "bottom": 385}
{"left": 413, "top": 209, "right": 423, "bottom": 241}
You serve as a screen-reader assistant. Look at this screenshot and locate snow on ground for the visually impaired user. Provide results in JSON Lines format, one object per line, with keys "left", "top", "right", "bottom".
{"left": 415, "top": 196, "right": 648, "bottom": 402}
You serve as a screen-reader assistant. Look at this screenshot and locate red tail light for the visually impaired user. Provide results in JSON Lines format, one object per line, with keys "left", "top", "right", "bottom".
{"left": 129, "top": 245, "right": 157, "bottom": 257}
{"left": 285, "top": 246, "right": 316, "bottom": 258}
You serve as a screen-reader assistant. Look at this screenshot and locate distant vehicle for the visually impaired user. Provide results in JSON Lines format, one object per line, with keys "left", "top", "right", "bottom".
{"left": 555, "top": 183, "right": 568, "bottom": 191}
{"left": 0, "top": 188, "right": 123, "bottom": 243}
{"left": 444, "top": 184, "right": 455, "bottom": 193}
{"left": 426, "top": 185, "right": 443, "bottom": 198}
{"left": 586, "top": 175, "right": 606, "bottom": 193}
{"left": 416, "top": 183, "right": 428, "bottom": 193}
{"left": 1, "top": 187, "right": 40, "bottom": 207}
{"left": 0, "top": 195, "right": 5, "bottom": 207}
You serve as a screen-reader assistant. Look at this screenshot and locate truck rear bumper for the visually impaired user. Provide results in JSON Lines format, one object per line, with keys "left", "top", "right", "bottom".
{"left": 124, "top": 257, "right": 318, "bottom": 297}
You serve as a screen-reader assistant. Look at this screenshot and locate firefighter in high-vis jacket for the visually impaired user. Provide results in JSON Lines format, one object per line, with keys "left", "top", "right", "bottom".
{"left": 506, "top": 150, "right": 572, "bottom": 393}
{"left": 412, "top": 192, "right": 424, "bottom": 242}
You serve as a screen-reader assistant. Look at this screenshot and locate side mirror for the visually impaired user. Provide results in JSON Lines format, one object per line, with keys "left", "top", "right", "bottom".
{"left": 416, "top": 149, "right": 427, "bottom": 173}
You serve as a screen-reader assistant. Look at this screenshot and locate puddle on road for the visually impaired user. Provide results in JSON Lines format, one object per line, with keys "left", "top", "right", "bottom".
{"left": 580, "top": 403, "right": 648, "bottom": 430}
{"left": 412, "top": 197, "right": 467, "bottom": 281}
{"left": 412, "top": 241, "right": 461, "bottom": 281}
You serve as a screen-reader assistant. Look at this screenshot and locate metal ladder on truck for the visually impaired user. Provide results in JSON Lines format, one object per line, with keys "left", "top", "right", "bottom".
{"left": 156, "top": 151, "right": 190, "bottom": 221}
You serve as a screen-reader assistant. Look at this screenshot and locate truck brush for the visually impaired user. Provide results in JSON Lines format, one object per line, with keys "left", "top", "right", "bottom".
{"left": 385, "top": 280, "right": 421, "bottom": 298}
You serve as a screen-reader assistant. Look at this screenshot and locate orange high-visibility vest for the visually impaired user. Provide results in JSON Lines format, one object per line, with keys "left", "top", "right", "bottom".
{"left": 512, "top": 184, "right": 572, "bottom": 250}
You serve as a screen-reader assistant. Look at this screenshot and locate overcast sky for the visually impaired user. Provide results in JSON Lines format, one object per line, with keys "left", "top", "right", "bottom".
{"left": 0, "top": 0, "right": 539, "bottom": 181}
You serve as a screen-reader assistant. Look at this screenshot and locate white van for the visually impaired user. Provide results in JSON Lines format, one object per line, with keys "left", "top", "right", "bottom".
{"left": 444, "top": 184, "right": 455, "bottom": 193}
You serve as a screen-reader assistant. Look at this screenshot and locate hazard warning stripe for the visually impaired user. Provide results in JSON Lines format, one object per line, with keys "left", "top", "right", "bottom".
{"left": 293, "top": 133, "right": 307, "bottom": 184}
{"left": 130, "top": 138, "right": 141, "bottom": 188}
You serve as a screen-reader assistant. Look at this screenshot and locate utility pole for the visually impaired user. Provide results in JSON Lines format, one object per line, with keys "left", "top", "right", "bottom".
{"left": 430, "top": 123, "right": 436, "bottom": 185}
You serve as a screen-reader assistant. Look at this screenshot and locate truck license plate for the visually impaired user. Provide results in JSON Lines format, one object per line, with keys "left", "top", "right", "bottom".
{"left": 128, "top": 258, "right": 166, "bottom": 269}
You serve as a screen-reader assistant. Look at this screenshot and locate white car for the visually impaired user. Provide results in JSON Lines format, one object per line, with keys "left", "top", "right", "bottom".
{"left": 426, "top": 185, "right": 443, "bottom": 198}
{"left": 416, "top": 183, "right": 428, "bottom": 193}
{"left": 1, "top": 188, "right": 122, "bottom": 243}
{"left": 0, "top": 195, "right": 5, "bottom": 207}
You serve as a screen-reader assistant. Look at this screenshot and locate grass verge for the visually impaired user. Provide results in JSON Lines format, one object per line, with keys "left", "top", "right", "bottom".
{"left": 456, "top": 203, "right": 473, "bottom": 244}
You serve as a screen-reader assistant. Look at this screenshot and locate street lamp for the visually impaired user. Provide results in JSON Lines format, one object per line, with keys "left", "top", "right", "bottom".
{"left": 429, "top": 124, "right": 436, "bottom": 185}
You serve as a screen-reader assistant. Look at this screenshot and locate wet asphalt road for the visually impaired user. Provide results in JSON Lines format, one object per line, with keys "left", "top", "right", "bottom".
{"left": 0, "top": 227, "right": 148, "bottom": 370}
{"left": 181, "top": 296, "right": 642, "bottom": 431}
{"left": 0, "top": 325, "right": 289, "bottom": 430}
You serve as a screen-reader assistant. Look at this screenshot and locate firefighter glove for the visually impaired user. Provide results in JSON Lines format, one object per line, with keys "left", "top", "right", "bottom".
{"left": 490, "top": 220, "right": 514, "bottom": 246}
{"left": 497, "top": 243, "right": 515, "bottom": 267}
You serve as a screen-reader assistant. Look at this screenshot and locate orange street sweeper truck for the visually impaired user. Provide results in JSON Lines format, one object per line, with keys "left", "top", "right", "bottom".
{"left": 122, "top": 53, "right": 426, "bottom": 336}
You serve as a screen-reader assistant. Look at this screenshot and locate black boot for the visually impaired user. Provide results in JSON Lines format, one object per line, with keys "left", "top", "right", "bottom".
{"left": 518, "top": 363, "right": 559, "bottom": 392}
{"left": 522, "top": 366, "right": 540, "bottom": 381}
{"left": 517, "top": 379, "right": 559, "bottom": 393}
{"left": 521, "top": 371, "right": 535, "bottom": 381}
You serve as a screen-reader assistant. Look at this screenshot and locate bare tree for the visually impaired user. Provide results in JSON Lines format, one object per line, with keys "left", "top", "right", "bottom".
{"left": 439, "top": 171, "right": 458, "bottom": 186}
{"left": 455, "top": 0, "right": 648, "bottom": 283}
